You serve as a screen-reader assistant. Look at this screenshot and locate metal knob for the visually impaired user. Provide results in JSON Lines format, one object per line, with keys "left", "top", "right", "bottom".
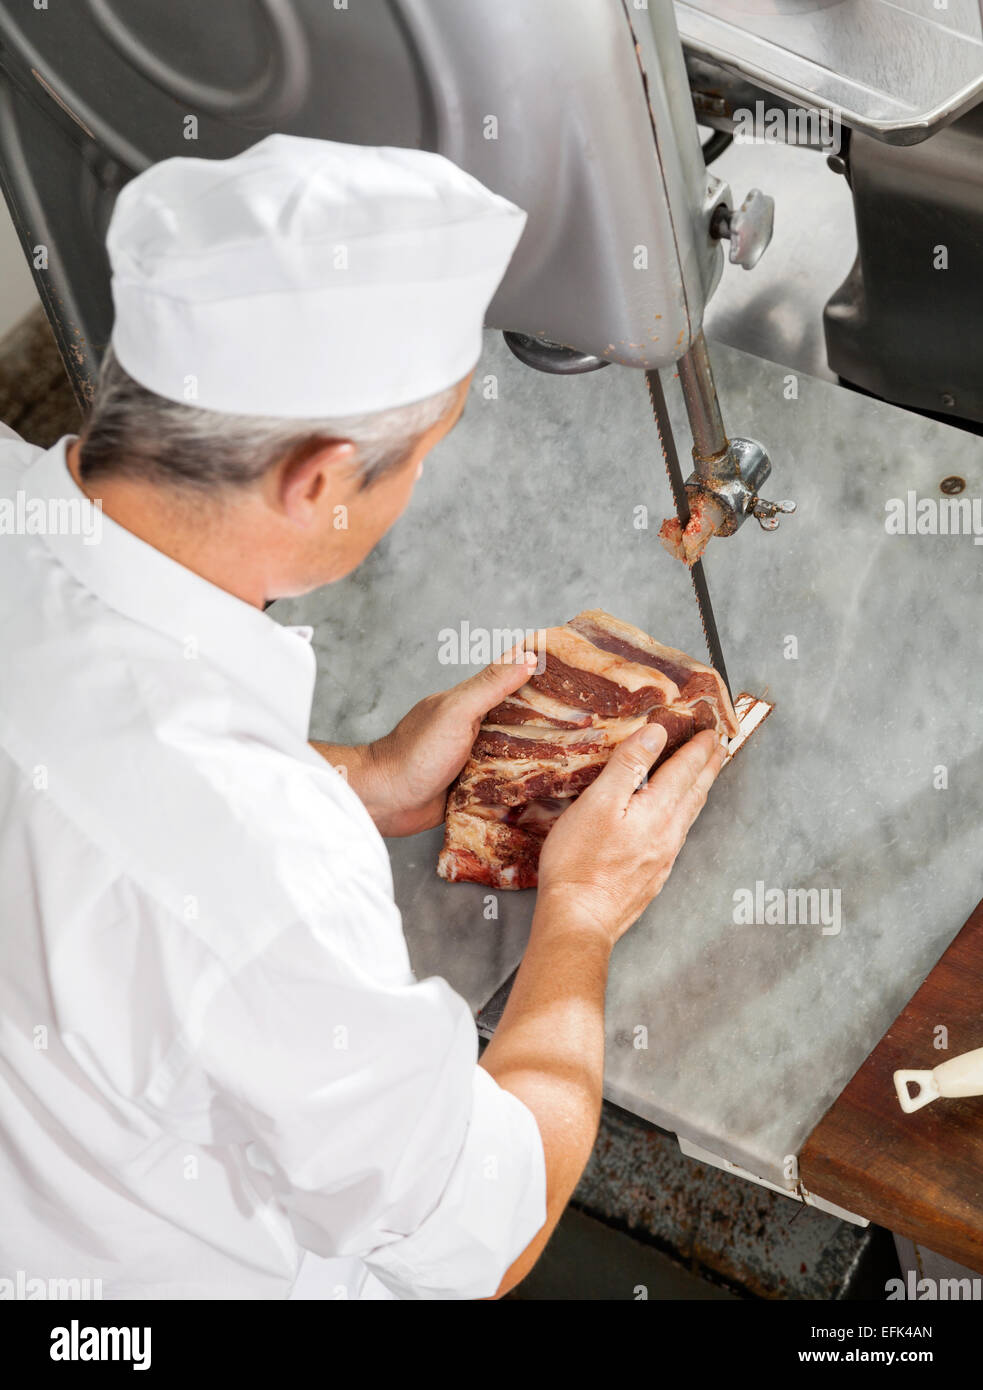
{"left": 711, "top": 188, "right": 775, "bottom": 270}
{"left": 752, "top": 498, "right": 796, "bottom": 531}
{"left": 684, "top": 437, "right": 794, "bottom": 538}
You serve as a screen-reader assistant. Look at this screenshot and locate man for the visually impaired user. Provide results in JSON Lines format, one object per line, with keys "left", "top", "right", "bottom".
{"left": 0, "top": 135, "right": 724, "bottom": 1300}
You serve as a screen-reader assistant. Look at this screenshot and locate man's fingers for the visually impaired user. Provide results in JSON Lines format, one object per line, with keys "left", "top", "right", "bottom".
{"left": 456, "top": 645, "right": 539, "bottom": 719}
{"left": 668, "top": 737, "right": 727, "bottom": 835}
{"left": 639, "top": 728, "right": 725, "bottom": 814}
{"left": 591, "top": 724, "right": 668, "bottom": 803}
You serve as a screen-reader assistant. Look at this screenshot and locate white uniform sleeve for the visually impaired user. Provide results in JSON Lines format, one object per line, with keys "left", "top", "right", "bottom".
{"left": 187, "top": 885, "right": 546, "bottom": 1301}
{"left": 362, "top": 1064, "right": 545, "bottom": 1299}
{"left": 0, "top": 421, "right": 23, "bottom": 441}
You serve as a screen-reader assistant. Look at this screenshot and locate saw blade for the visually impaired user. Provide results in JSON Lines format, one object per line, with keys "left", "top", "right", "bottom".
{"left": 644, "top": 368, "right": 732, "bottom": 699}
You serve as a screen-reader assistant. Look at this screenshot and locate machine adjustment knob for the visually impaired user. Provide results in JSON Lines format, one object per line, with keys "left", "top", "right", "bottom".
{"left": 711, "top": 188, "right": 775, "bottom": 270}
{"left": 752, "top": 497, "right": 796, "bottom": 531}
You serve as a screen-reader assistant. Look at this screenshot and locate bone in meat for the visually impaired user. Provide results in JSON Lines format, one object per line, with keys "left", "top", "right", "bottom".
{"left": 659, "top": 493, "right": 728, "bottom": 566}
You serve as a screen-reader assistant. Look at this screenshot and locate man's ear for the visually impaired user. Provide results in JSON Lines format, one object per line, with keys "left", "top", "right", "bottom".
{"left": 276, "top": 438, "right": 358, "bottom": 524}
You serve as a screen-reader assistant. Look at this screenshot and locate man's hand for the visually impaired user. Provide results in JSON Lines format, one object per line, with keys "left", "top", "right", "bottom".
{"left": 535, "top": 723, "right": 727, "bottom": 948}
{"left": 313, "top": 650, "right": 538, "bottom": 838}
{"left": 482, "top": 723, "right": 726, "bottom": 1298}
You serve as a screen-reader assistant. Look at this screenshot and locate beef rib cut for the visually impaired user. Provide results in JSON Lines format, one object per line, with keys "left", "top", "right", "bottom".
{"left": 437, "top": 609, "right": 739, "bottom": 890}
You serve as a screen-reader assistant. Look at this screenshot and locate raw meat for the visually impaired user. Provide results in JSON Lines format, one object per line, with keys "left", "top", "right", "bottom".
{"left": 437, "top": 609, "right": 739, "bottom": 890}
{"left": 659, "top": 493, "right": 728, "bottom": 566}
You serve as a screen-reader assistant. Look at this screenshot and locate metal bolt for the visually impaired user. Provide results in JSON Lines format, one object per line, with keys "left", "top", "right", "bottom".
{"left": 941, "top": 392, "right": 956, "bottom": 409}
{"left": 693, "top": 92, "right": 727, "bottom": 117}
{"left": 940, "top": 476, "right": 965, "bottom": 495}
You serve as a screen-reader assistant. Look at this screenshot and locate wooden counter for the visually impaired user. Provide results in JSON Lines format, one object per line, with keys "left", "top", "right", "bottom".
{"left": 800, "top": 898, "right": 983, "bottom": 1273}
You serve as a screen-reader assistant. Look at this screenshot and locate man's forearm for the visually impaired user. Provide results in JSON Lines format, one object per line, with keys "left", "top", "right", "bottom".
{"left": 479, "top": 891, "right": 612, "bottom": 1297}
{"left": 310, "top": 740, "right": 395, "bottom": 830}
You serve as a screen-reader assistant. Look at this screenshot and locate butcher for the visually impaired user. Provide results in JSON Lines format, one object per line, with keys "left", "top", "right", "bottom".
{"left": 0, "top": 135, "right": 725, "bottom": 1300}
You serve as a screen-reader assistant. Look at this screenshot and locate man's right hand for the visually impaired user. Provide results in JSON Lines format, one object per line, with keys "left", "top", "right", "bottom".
{"left": 481, "top": 722, "right": 727, "bottom": 1298}
{"left": 535, "top": 725, "right": 727, "bottom": 948}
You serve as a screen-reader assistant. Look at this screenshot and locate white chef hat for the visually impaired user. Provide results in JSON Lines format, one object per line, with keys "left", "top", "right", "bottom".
{"left": 105, "top": 134, "right": 526, "bottom": 418}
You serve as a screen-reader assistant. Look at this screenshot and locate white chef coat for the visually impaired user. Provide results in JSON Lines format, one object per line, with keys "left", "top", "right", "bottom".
{"left": 0, "top": 428, "right": 546, "bottom": 1301}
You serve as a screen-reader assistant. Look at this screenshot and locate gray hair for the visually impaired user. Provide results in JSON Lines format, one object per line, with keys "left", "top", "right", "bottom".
{"left": 78, "top": 346, "right": 461, "bottom": 492}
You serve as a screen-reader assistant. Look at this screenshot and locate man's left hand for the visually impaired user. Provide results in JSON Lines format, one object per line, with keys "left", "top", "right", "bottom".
{"left": 313, "top": 650, "right": 539, "bottom": 837}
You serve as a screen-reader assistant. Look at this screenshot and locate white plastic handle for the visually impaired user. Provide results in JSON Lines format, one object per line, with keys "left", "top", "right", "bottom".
{"left": 894, "top": 1046, "right": 983, "bottom": 1113}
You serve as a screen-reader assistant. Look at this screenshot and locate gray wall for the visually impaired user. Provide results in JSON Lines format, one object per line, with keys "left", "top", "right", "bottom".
{"left": 0, "top": 197, "right": 39, "bottom": 338}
